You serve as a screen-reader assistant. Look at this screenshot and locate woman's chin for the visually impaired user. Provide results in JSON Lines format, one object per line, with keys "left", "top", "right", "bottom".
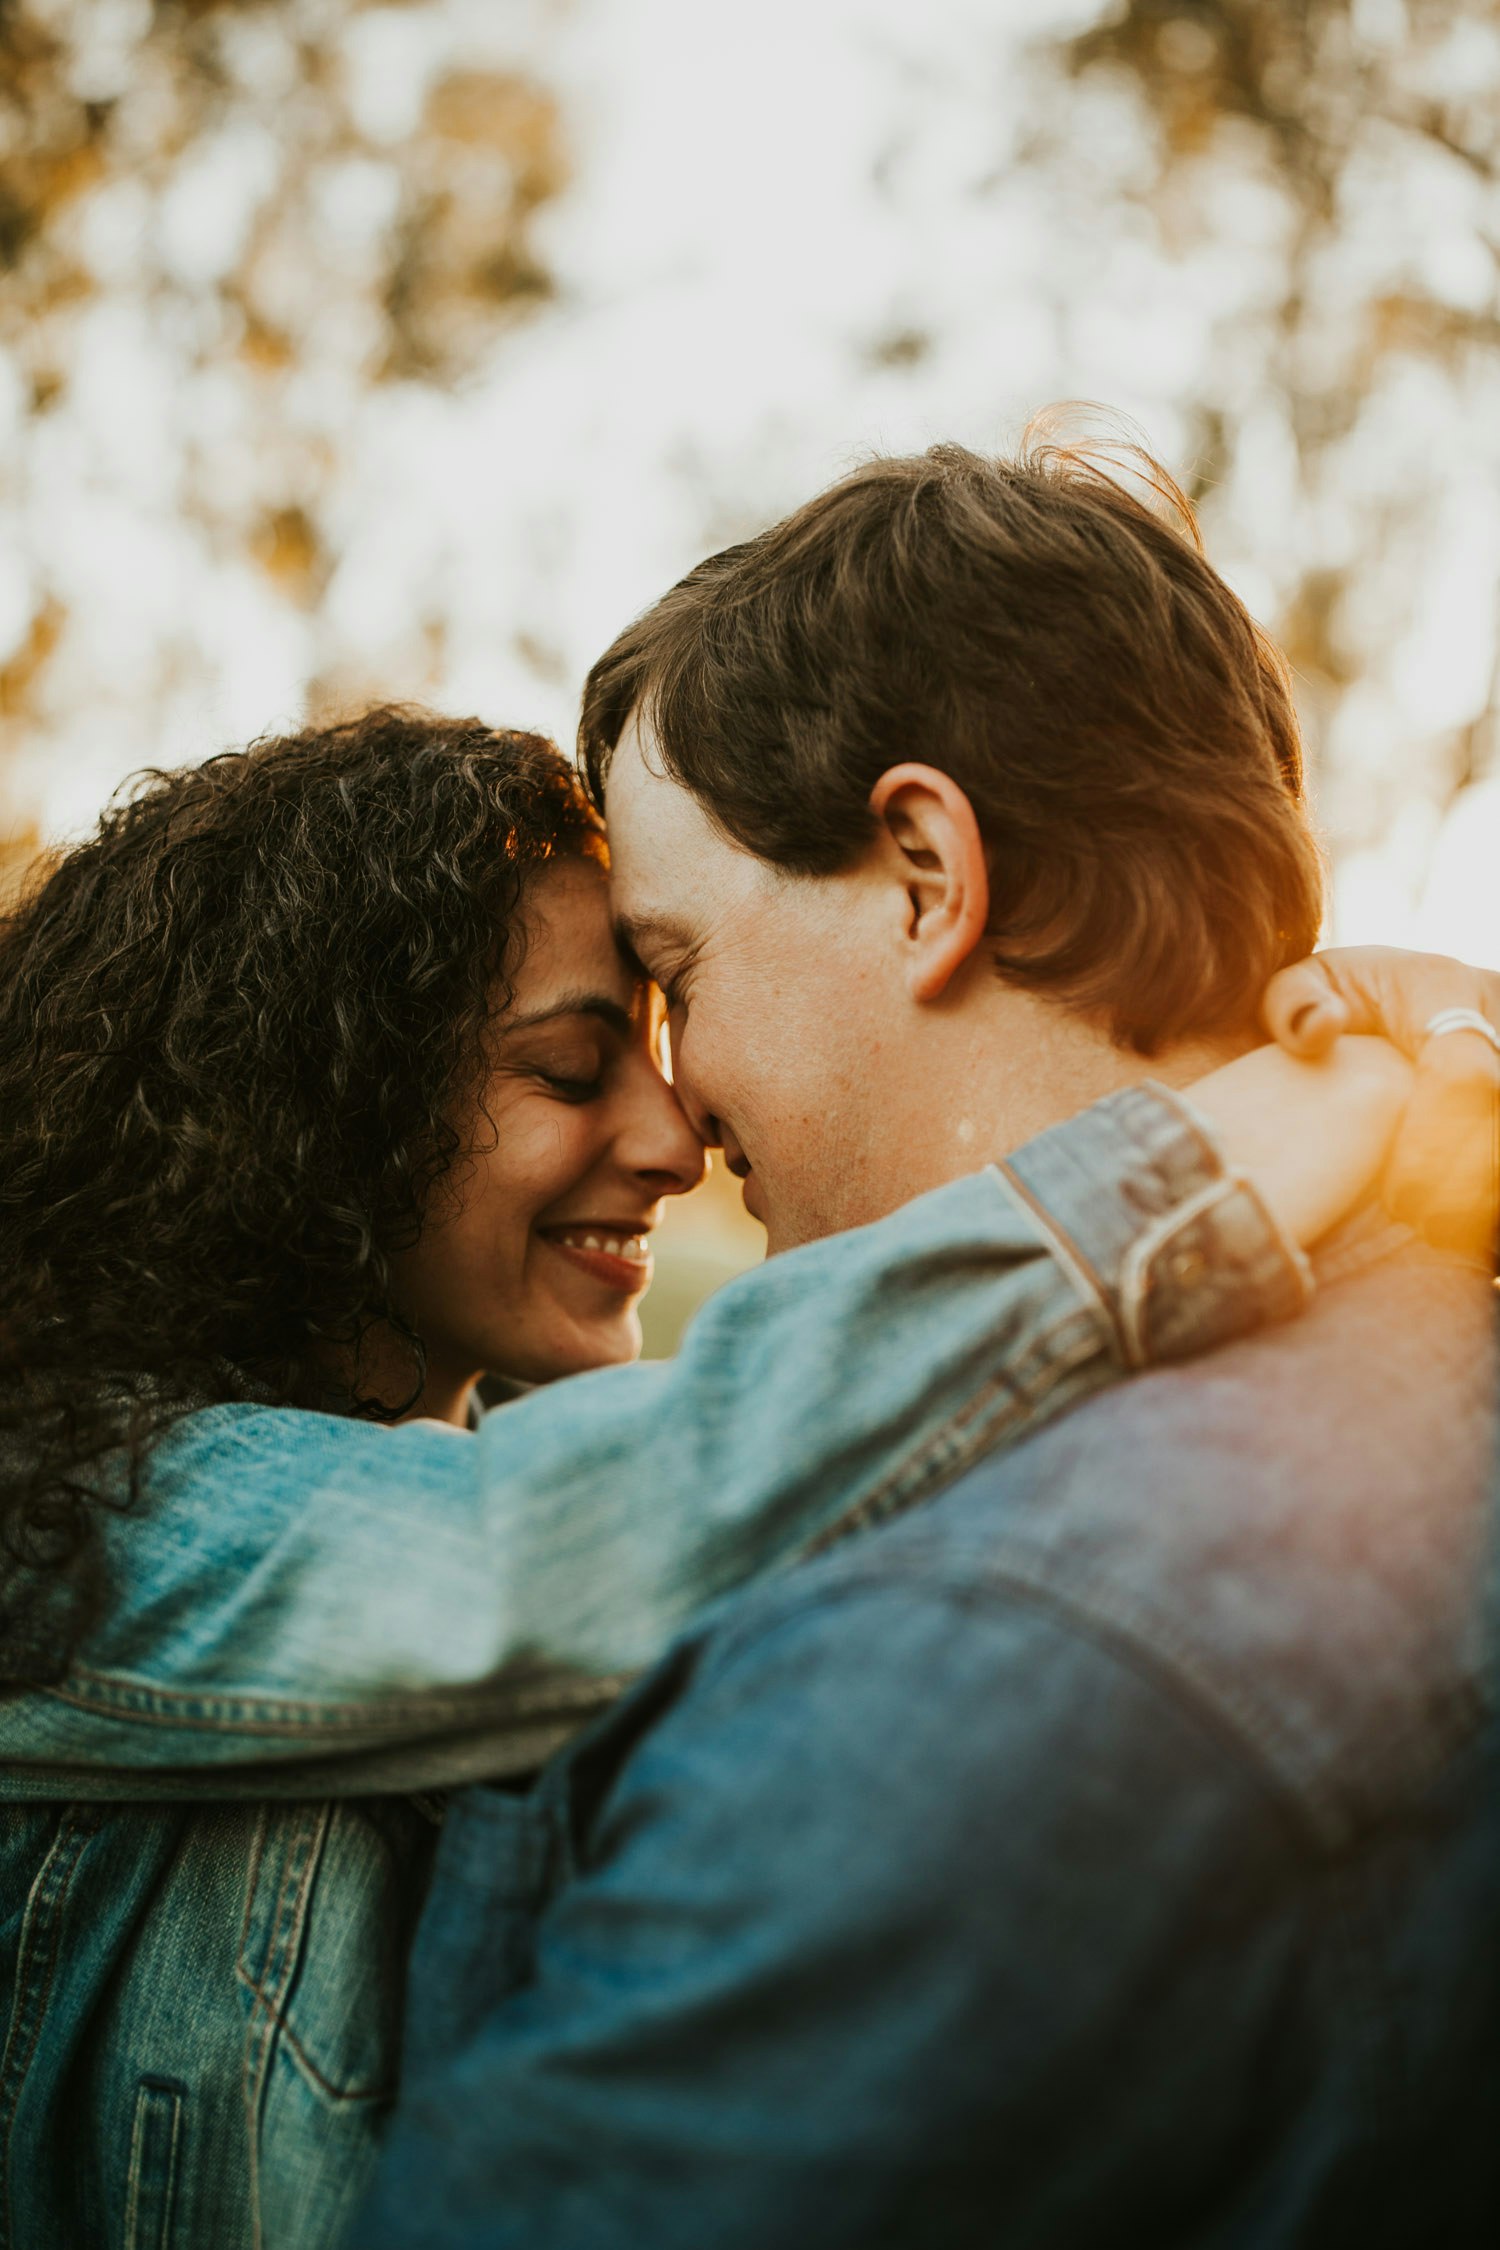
{"left": 495, "top": 1307, "right": 645, "bottom": 1385}
{"left": 564, "top": 1316, "right": 644, "bottom": 1376}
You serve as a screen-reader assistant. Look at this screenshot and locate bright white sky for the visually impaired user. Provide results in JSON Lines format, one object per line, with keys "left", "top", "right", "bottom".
{"left": 3, "top": 0, "right": 1497, "bottom": 960}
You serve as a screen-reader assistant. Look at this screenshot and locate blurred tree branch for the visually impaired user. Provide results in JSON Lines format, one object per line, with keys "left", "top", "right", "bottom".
{"left": 0, "top": 0, "right": 566, "bottom": 776}
{"left": 1050, "top": 0, "right": 1500, "bottom": 841}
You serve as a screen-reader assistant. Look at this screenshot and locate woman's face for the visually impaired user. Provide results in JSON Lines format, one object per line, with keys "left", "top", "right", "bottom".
{"left": 390, "top": 855, "right": 706, "bottom": 1417}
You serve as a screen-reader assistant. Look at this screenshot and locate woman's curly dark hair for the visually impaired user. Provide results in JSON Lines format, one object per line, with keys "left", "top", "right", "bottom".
{"left": 0, "top": 705, "right": 604, "bottom": 1683}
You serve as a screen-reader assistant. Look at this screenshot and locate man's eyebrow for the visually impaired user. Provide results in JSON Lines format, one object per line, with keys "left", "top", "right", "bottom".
{"left": 500, "top": 992, "right": 636, "bottom": 1038}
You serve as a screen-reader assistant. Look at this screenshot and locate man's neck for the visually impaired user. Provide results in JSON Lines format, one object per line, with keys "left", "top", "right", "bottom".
{"left": 890, "top": 986, "right": 1258, "bottom": 1199}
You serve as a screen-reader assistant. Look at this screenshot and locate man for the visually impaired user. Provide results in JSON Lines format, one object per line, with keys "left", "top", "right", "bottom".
{"left": 361, "top": 439, "right": 1500, "bottom": 2247}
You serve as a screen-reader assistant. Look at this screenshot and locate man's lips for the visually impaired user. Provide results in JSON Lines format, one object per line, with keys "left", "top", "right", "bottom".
{"left": 536, "top": 1222, "right": 655, "bottom": 1295}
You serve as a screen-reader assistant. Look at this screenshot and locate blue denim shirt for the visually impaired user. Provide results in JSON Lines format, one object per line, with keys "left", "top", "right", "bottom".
{"left": 0, "top": 1088, "right": 1309, "bottom": 2250}
{"left": 361, "top": 1219, "right": 1499, "bottom": 2250}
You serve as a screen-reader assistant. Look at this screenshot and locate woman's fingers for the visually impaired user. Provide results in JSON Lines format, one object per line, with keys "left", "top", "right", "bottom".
{"left": 1262, "top": 947, "right": 1499, "bottom": 1260}
{"left": 1387, "top": 1014, "right": 1500, "bottom": 1256}
{"left": 1264, "top": 945, "right": 1499, "bottom": 1058}
{"left": 1259, "top": 958, "right": 1350, "bottom": 1058}
{"left": 1191, "top": 1037, "right": 1411, "bottom": 1249}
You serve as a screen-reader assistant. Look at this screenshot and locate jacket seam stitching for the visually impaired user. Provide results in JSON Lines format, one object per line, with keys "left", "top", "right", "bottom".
{"left": 235, "top": 1807, "right": 270, "bottom": 1974}
{"left": 0, "top": 1809, "right": 102, "bottom": 2250}
{"left": 240, "top": 1807, "right": 330, "bottom": 2249}
{"left": 990, "top": 1160, "right": 1120, "bottom": 1350}
{"left": 232, "top": 1811, "right": 394, "bottom": 2105}
{"left": 694, "top": 1564, "right": 1341, "bottom": 1855}
{"left": 124, "top": 2077, "right": 183, "bottom": 2250}
{"left": 228, "top": 1967, "right": 396, "bottom": 2105}
{"left": 44, "top": 1671, "right": 624, "bottom": 1730}
{"left": 797, "top": 1309, "right": 1099, "bottom": 1563}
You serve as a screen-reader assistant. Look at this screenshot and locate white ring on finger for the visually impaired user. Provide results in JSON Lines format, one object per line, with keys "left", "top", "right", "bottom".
{"left": 1423, "top": 1007, "right": 1500, "bottom": 1059}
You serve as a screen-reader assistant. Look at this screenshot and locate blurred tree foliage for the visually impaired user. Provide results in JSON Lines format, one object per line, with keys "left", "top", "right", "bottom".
{"left": 1050, "top": 0, "right": 1500, "bottom": 824}
{"left": 0, "top": 1, "right": 563, "bottom": 386}
{"left": 1, "top": 0, "right": 1496, "bottom": 915}
{"left": 0, "top": 0, "right": 564, "bottom": 759}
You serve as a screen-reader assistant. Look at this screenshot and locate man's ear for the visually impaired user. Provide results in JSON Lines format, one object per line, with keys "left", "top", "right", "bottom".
{"left": 868, "top": 764, "right": 991, "bottom": 1003}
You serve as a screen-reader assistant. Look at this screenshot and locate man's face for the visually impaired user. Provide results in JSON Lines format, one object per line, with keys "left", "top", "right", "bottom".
{"left": 604, "top": 715, "right": 914, "bottom": 1253}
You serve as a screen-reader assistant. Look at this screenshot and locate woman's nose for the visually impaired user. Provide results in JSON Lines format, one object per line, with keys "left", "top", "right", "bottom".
{"left": 620, "top": 1062, "right": 709, "bottom": 1197}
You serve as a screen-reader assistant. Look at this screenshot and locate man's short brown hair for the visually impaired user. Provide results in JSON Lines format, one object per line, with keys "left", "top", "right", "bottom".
{"left": 581, "top": 431, "right": 1325, "bottom": 1054}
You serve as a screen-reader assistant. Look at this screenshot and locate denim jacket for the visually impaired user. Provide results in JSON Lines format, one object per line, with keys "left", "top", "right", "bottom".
{"left": 364, "top": 1217, "right": 1499, "bottom": 2250}
{"left": 0, "top": 1087, "right": 1311, "bottom": 2250}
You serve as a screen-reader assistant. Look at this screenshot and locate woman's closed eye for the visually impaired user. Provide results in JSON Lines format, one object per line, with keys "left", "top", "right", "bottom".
{"left": 505, "top": 1032, "right": 614, "bottom": 1104}
{"left": 538, "top": 1067, "right": 606, "bottom": 1103}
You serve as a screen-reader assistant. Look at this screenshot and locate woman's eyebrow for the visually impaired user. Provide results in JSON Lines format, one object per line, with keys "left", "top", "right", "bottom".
{"left": 502, "top": 993, "right": 636, "bottom": 1038}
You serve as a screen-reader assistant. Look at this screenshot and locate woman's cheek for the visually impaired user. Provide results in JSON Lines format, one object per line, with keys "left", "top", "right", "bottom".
{"left": 507, "top": 1098, "right": 598, "bottom": 1208}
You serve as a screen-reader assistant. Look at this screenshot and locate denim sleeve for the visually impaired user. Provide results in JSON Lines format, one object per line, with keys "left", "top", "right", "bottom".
{"left": 359, "top": 1584, "right": 1310, "bottom": 2250}
{"left": 1, "top": 1084, "right": 1308, "bottom": 1793}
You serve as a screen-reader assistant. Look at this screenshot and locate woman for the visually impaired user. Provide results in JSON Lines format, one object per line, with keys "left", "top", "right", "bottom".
{"left": 0, "top": 708, "right": 1410, "bottom": 2248}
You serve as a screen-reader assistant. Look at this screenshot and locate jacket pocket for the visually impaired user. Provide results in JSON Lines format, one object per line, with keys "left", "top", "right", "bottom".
{"left": 124, "top": 2078, "right": 182, "bottom": 2250}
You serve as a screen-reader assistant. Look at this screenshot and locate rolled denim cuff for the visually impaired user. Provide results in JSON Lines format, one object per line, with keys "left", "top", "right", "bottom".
{"left": 997, "top": 1079, "right": 1313, "bottom": 1369}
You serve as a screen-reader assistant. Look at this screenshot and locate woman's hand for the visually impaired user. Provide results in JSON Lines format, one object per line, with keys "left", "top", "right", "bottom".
{"left": 1260, "top": 946, "right": 1500, "bottom": 1258}
{"left": 1189, "top": 1036, "right": 1413, "bottom": 1252}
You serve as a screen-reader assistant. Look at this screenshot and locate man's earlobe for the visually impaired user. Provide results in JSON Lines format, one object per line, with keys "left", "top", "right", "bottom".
{"left": 868, "top": 764, "right": 991, "bottom": 1003}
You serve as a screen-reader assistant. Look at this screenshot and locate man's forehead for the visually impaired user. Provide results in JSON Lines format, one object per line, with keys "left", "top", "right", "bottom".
{"left": 604, "top": 717, "right": 700, "bottom": 837}
{"left": 604, "top": 802, "right": 710, "bottom": 958}
{"left": 603, "top": 715, "right": 741, "bottom": 939}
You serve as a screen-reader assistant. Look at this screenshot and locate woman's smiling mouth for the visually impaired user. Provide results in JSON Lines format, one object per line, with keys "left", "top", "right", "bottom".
{"left": 537, "top": 1224, "right": 655, "bottom": 1292}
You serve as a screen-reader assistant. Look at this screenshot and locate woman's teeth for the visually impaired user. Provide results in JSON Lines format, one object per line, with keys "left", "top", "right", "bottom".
{"left": 553, "top": 1232, "right": 650, "bottom": 1262}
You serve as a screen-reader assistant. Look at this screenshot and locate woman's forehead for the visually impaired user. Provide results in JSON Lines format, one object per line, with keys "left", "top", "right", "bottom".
{"left": 507, "top": 858, "right": 649, "bottom": 1019}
